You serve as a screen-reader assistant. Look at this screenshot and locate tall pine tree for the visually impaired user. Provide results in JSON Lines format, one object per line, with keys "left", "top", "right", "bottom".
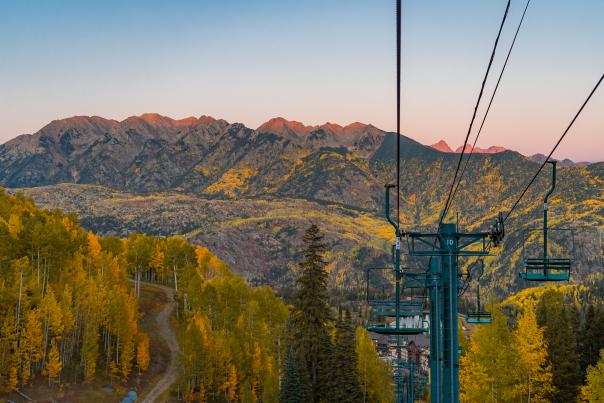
{"left": 580, "top": 304, "right": 604, "bottom": 375}
{"left": 279, "top": 348, "right": 304, "bottom": 403}
{"left": 290, "top": 224, "right": 333, "bottom": 403}
{"left": 331, "top": 309, "right": 362, "bottom": 402}
{"left": 536, "top": 289, "right": 582, "bottom": 402}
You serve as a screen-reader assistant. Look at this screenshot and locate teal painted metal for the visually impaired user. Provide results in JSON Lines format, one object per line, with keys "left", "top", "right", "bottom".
{"left": 408, "top": 224, "right": 501, "bottom": 403}
{"left": 520, "top": 161, "right": 573, "bottom": 281}
{"left": 429, "top": 258, "right": 442, "bottom": 403}
{"left": 403, "top": 270, "right": 430, "bottom": 289}
{"left": 388, "top": 184, "right": 405, "bottom": 403}
{"left": 369, "top": 185, "right": 504, "bottom": 402}
{"left": 465, "top": 261, "right": 492, "bottom": 324}
{"left": 407, "top": 359, "right": 415, "bottom": 403}
{"left": 466, "top": 313, "right": 492, "bottom": 324}
{"left": 441, "top": 225, "right": 460, "bottom": 403}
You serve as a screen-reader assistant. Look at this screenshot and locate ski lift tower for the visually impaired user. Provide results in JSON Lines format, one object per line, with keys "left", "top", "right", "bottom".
{"left": 405, "top": 211, "right": 504, "bottom": 403}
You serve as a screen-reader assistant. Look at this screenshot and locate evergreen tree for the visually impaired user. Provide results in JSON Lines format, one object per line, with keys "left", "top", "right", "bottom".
{"left": 331, "top": 309, "right": 362, "bottom": 402}
{"left": 580, "top": 305, "right": 604, "bottom": 375}
{"left": 536, "top": 289, "right": 582, "bottom": 402}
{"left": 279, "top": 348, "right": 303, "bottom": 403}
{"left": 291, "top": 224, "right": 332, "bottom": 402}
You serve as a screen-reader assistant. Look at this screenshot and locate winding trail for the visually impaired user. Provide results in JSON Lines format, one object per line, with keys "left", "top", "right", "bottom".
{"left": 140, "top": 283, "right": 179, "bottom": 403}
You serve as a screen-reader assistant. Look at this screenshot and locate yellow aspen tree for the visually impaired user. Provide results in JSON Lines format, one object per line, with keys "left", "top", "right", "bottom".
{"left": 7, "top": 335, "right": 18, "bottom": 392}
{"left": 460, "top": 349, "right": 492, "bottom": 402}
{"left": 250, "top": 342, "right": 262, "bottom": 400}
{"left": 226, "top": 364, "right": 238, "bottom": 402}
{"left": 42, "top": 289, "right": 64, "bottom": 339}
{"left": 12, "top": 257, "right": 29, "bottom": 329}
{"left": 195, "top": 246, "right": 212, "bottom": 268}
{"left": 150, "top": 246, "right": 166, "bottom": 282}
{"left": 60, "top": 285, "right": 75, "bottom": 335}
{"left": 88, "top": 231, "right": 102, "bottom": 260}
{"left": 136, "top": 333, "right": 150, "bottom": 373}
{"left": 7, "top": 213, "right": 22, "bottom": 239}
{"left": 110, "top": 361, "right": 120, "bottom": 384}
{"left": 193, "top": 385, "right": 207, "bottom": 403}
{"left": 208, "top": 255, "right": 229, "bottom": 278}
{"left": 7, "top": 362, "right": 18, "bottom": 392}
{"left": 581, "top": 349, "right": 604, "bottom": 402}
{"left": 20, "top": 309, "right": 44, "bottom": 385}
{"left": 262, "top": 355, "right": 279, "bottom": 403}
{"left": 119, "top": 322, "right": 136, "bottom": 380}
{"left": 355, "top": 327, "right": 395, "bottom": 403}
{"left": 459, "top": 308, "right": 522, "bottom": 402}
{"left": 82, "top": 322, "right": 99, "bottom": 383}
{"left": 0, "top": 311, "right": 18, "bottom": 392}
{"left": 513, "top": 304, "right": 555, "bottom": 401}
{"left": 45, "top": 339, "right": 62, "bottom": 386}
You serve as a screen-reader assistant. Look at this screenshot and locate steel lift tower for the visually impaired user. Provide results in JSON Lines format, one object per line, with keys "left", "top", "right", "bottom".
{"left": 366, "top": 186, "right": 503, "bottom": 402}
{"left": 406, "top": 222, "right": 502, "bottom": 403}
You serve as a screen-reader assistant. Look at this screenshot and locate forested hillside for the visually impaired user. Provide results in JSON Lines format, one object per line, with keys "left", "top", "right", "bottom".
{"left": 0, "top": 188, "right": 147, "bottom": 390}
{"left": 0, "top": 188, "right": 392, "bottom": 401}
{"left": 0, "top": 187, "right": 288, "bottom": 398}
{"left": 460, "top": 281, "right": 604, "bottom": 402}
{"left": 3, "top": 114, "right": 603, "bottom": 298}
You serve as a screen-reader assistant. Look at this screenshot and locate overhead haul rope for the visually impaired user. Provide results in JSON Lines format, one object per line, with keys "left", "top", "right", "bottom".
{"left": 396, "top": 0, "right": 402, "bottom": 230}
{"left": 502, "top": 72, "right": 604, "bottom": 224}
{"left": 438, "top": 0, "right": 511, "bottom": 229}
{"left": 448, "top": 0, "right": 532, "bottom": 211}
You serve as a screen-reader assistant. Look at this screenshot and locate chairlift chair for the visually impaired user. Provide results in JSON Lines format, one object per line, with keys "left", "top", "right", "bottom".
{"left": 465, "top": 260, "right": 492, "bottom": 324}
{"left": 365, "top": 267, "right": 429, "bottom": 335}
{"left": 366, "top": 299, "right": 429, "bottom": 335}
{"left": 520, "top": 160, "right": 574, "bottom": 281}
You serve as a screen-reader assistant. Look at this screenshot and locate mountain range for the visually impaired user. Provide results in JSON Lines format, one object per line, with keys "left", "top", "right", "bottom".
{"left": 2, "top": 113, "right": 602, "bottom": 297}
{"left": 429, "top": 139, "right": 590, "bottom": 166}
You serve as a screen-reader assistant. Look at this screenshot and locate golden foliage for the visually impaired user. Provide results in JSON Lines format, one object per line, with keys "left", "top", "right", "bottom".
{"left": 206, "top": 168, "right": 256, "bottom": 196}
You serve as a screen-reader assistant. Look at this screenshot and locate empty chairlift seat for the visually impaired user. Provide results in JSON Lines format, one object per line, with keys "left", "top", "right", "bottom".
{"left": 366, "top": 299, "right": 429, "bottom": 335}
{"left": 365, "top": 266, "right": 429, "bottom": 335}
{"left": 465, "top": 311, "right": 492, "bottom": 324}
{"left": 519, "top": 161, "right": 575, "bottom": 282}
{"left": 521, "top": 257, "right": 573, "bottom": 281}
{"left": 465, "top": 260, "right": 492, "bottom": 324}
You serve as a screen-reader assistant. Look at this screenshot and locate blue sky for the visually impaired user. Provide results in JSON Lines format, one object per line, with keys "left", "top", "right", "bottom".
{"left": 0, "top": 0, "right": 602, "bottom": 160}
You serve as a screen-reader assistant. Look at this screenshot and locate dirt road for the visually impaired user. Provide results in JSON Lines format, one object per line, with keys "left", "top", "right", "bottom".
{"left": 140, "top": 283, "right": 178, "bottom": 403}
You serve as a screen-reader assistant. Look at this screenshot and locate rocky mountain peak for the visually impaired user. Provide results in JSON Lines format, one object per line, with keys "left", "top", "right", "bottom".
{"left": 431, "top": 140, "right": 453, "bottom": 153}
{"left": 256, "top": 117, "right": 314, "bottom": 138}
{"left": 429, "top": 140, "right": 507, "bottom": 154}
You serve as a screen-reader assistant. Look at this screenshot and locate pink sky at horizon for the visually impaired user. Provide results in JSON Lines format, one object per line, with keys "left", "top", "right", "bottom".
{"left": 5, "top": 110, "right": 601, "bottom": 163}
{"left": 0, "top": 1, "right": 602, "bottom": 161}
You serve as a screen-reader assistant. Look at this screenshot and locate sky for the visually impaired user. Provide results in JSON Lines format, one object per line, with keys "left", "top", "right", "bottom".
{"left": 0, "top": 0, "right": 602, "bottom": 161}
